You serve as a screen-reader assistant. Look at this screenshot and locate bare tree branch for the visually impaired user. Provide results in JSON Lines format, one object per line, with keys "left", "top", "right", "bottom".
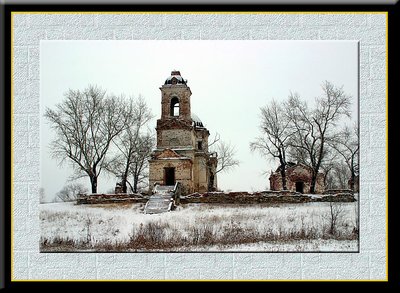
{"left": 208, "top": 134, "right": 239, "bottom": 175}
{"left": 104, "top": 96, "right": 155, "bottom": 193}
{"left": 213, "top": 141, "right": 240, "bottom": 174}
{"left": 328, "top": 123, "right": 359, "bottom": 191}
{"left": 45, "top": 85, "right": 129, "bottom": 193}
{"left": 208, "top": 132, "right": 221, "bottom": 148}
{"left": 250, "top": 100, "right": 291, "bottom": 190}
{"left": 285, "top": 81, "right": 352, "bottom": 193}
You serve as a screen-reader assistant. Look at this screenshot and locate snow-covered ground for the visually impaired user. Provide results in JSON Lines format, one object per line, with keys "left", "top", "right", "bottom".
{"left": 188, "top": 239, "right": 358, "bottom": 252}
{"left": 40, "top": 201, "right": 359, "bottom": 252}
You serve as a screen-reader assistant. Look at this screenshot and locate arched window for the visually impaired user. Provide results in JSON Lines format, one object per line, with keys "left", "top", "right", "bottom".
{"left": 170, "top": 97, "right": 179, "bottom": 117}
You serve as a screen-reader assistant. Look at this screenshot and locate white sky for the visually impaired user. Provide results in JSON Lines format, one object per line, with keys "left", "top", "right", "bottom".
{"left": 40, "top": 40, "right": 358, "bottom": 201}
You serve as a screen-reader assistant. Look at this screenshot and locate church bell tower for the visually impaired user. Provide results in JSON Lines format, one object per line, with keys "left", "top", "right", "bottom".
{"left": 156, "top": 71, "right": 194, "bottom": 149}
{"left": 148, "top": 70, "right": 218, "bottom": 195}
{"left": 160, "top": 70, "right": 192, "bottom": 122}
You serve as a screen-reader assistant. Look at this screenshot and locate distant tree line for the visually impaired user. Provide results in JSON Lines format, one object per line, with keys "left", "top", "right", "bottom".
{"left": 250, "top": 81, "right": 359, "bottom": 193}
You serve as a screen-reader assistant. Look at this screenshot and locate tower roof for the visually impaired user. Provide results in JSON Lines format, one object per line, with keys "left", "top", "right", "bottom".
{"left": 164, "top": 70, "right": 187, "bottom": 85}
{"left": 191, "top": 113, "right": 204, "bottom": 127}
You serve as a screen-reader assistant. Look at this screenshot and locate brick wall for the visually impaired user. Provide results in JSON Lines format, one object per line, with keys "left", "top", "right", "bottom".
{"left": 149, "top": 159, "right": 194, "bottom": 194}
{"left": 180, "top": 191, "right": 356, "bottom": 204}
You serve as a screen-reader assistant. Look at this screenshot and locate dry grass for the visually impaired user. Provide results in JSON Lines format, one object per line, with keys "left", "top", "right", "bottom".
{"left": 40, "top": 201, "right": 358, "bottom": 252}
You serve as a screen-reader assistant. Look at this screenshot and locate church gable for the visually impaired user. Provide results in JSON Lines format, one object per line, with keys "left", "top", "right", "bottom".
{"left": 156, "top": 148, "right": 184, "bottom": 159}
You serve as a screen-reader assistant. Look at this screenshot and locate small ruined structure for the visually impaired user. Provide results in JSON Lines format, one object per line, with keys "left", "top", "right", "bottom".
{"left": 148, "top": 71, "right": 218, "bottom": 195}
{"left": 269, "top": 162, "right": 325, "bottom": 194}
{"left": 348, "top": 175, "right": 359, "bottom": 192}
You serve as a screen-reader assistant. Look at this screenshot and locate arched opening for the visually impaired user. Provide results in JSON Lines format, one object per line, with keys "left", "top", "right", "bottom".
{"left": 170, "top": 97, "right": 179, "bottom": 117}
{"left": 295, "top": 181, "right": 304, "bottom": 193}
{"left": 164, "top": 167, "right": 175, "bottom": 186}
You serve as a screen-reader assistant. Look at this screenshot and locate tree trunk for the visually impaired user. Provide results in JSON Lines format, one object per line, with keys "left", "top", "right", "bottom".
{"left": 133, "top": 175, "right": 139, "bottom": 193}
{"left": 121, "top": 157, "right": 131, "bottom": 193}
{"left": 127, "top": 181, "right": 134, "bottom": 194}
{"left": 90, "top": 175, "right": 97, "bottom": 194}
{"left": 310, "top": 173, "right": 317, "bottom": 194}
{"left": 350, "top": 171, "right": 355, "bottom": 191}
{"left": 280, "top": 165, "right": 287, "bottom": 190}
{"left": 121, "top": 176, "right": 128, "bottom": 193}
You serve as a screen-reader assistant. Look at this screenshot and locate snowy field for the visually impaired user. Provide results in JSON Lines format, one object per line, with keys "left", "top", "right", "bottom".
{"left": 40, "top": 201, "right": 359, "bottom": 252}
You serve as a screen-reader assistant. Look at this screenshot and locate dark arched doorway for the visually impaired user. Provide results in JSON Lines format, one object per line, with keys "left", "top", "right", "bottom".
{"left": 295, "top": 182, "right": 304, "bottom": 193}
{"left": 170, "top": 97, "right": 179, "bottom": 117}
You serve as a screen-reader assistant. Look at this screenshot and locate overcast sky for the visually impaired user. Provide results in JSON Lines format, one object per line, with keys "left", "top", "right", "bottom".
{"left": 40, "top": 40, "right": 358, "bottom": 201}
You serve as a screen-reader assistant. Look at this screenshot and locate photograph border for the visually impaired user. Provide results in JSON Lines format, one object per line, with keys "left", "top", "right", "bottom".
{"left": 8, "top": 7, "right": 388, "bottom": 282}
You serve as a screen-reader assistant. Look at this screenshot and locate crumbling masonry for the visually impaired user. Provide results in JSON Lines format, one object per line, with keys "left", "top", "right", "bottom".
{"left": 148, "top": 71, "right": 218, "bottom": 195}
{"left": 269, "top": 163, "right": 325, "bottom": 194}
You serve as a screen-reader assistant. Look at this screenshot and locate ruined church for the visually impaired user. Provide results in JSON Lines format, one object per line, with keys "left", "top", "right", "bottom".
{"left": 148, "top": 71, "right": 218, "bottom": 195}
{"left": 269, "top": 162, "right": 325, "bottom": 194}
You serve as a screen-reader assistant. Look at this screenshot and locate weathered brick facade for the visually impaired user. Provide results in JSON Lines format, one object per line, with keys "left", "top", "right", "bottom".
{"left": 269, "top": 163, "right": 325, "bottom": 194}
{"left": 149, "top": 71, "right": 218, "bottom": 195}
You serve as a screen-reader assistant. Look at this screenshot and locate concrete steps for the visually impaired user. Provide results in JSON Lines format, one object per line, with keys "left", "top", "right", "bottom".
{"left": 144, "top": 185, "right": 177, "bottom": 214}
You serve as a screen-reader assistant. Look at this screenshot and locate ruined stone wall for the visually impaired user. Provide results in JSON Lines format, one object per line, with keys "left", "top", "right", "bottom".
{"left": 77, "top": 193, "right": 148, "bottom": 205}
{"left": 194, "top": 155, "right": 209, "bottom": 193}
{"left": 269, "top": 174, "right": 283, "bottom": 191}
{"left": 160, "top": 129, "right": 195, "bottom": 148}
{"left": 286, "top": 173, "right": 323, "bottom": 193}
{"left": 170, "top": 149, "right": 194, "bottom": 159}
{"left": 149, "top": 159, "right": 194, "bottom": 194}
{"left": 269, "top": 165, "right": 325, "bottom": 193}
{"left": 180, "top": 191, "right": 356, "bottom": 204}
{"left": 193, "top": 156, "right": 199, "bottom": 193}
{"left": 209, "top": 156, "right": 218, "bottom": 190}
{"left": 76, "top": 191, "right": 355, "bottom": 205}
{"left": 314, "top": 174, "right": 325, "bottom": 193}
{"left": 194, "top": 128, "right": 209, "bottom": 151}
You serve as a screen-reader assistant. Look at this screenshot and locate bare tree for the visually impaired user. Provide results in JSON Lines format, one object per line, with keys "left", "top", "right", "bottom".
{"left": 320, "top": 156, "right": 336, "bottom": 190}
{"left": 105, "top": 96, "right": 154, "bottom": 193}
{"left": 250, "top": 100, "right": 292, "bottom": 190}
{"left": 215, "top": 141, "right": 240, "bottom": 174}
{"left": 56, "top": 183, "right": 88, "bottom": 202}
{"left": 330, "top": 124, "right": 359, "bottom": 191}
{"left": 285, "top": 82, "right": 351, "bottom": 193}
{"left": 326, "top": 202, "right": 345, "bottom": 236}
{"left": 324, "top": 161, "right": 351, "bottom": 189}
{"left": 128, "top": 134, "right": 154, "bottom": 193}
{"left": 209, "top": 133, "right": 240, "bottom": 174}
{"left": 318, "top": 149, "right": 346, "bottom": 190}
{"left": 45, "top": 85, "right": 131, "bottom": 193}
{"left": 107, "top": 134, "right": 154, "bottom": 194}
{"left": 208, "top": 132, "right": 221, "bottom": 149}
{"left": 207, "top": 135, "right": 238, "bottom": 175}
